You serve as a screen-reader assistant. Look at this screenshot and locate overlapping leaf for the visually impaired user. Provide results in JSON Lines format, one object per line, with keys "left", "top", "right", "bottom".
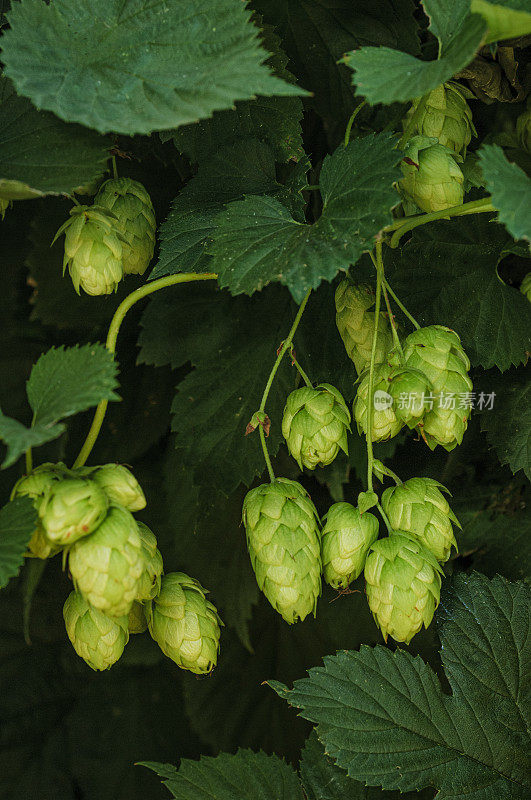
{"left": 480, "top": 368, "right": 531, "bottom": 480}
{"left": 479, "top": 145, "right": 531, "bottom": 243}
{"left": 471, "top": 0, "right": 531, "bottom": 44}
{"left": 0, "top": 497, "right": 37, "bottom": 589}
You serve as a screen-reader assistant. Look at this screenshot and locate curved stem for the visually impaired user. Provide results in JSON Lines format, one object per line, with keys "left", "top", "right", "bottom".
{"left": 290, "top": 347, "right": 312, "bottom": 387}
{"left": 382, "top": 281, "right": 403, "bottom": 356}
{"left": 377, "top": 502, "right": 393, "bottom": 534}
{"left": 112, "top": 155, "right": 118, "bottom": 179}
{"left": 383, "top": 278, "right": 421, "bottom": 330}
{"left": 365, "top": 242, "right": 384, "bottom": 493}
{"left": 386, "top": 197, "right": 495, "bottom": 248}
{"left": 259, "top": 426, "right": 275, "bottom": 482}
{"left": 344, "top": 101, "right": 366, "bottom": 148}
{"left": 73, "top": 272, "right": 218, "bottom": 468}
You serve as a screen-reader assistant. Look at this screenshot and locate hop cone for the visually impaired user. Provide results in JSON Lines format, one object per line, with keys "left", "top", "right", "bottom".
{"left": 136, "top": 521, "right": 163, "bottom": 601}
{"left": 354, "top": 363, "right": 403, "bottom": 442}
{"left": 242, "top": 478, "right": 321, "bottom": 624}
{"left": 321, "top": 502, "right": 379, "bottom": 589}
{"left": 90, "top": 463, "right": 146, "bottom": 512}
{"left": 405, "top": 82, "right": 476, "bottom": 155}
{"left": 68, "top": 505, "right": 144, "bottom": 616}
{"left": 282, "top": 383, "right": 350, "bottom": 470}
{"left": 382, "top": 477, "right": 460, "bottom": 562}
{"left": 95, "top": 178, "right": 156, "bottom": 275}
{"left": 11, "top": 463, "right": 69, "bottom": 558}
{"left": 520, "top": 272, "right": 531, "bottom": 302}
{"left": 335, "top": 280, "right": 393, "bottom": 374}
{"left": 40, "top": 476, "right": 108, "bottom": 546}
{"left": 128, "top": 601, "right": 148, "bottom": 634}
{"left": 387, "top": 367, "right": 433, "bottom": 429}
{"left": 364, "top": 531, "right": 443, "bottom": 644}
{"left": 399, "top": 135, "right": 464, "bottom": 213}
{"left": 63, "top": 590, "right": 129, "bottom": 670}
{"left": 146, "top": 573, "right": 222, "bottom": 675}
{"left": 53, "top": 205, "right": 124, "bottom": 295}
{"left": 402, "top": 325, "right": 472, "bottom": 450}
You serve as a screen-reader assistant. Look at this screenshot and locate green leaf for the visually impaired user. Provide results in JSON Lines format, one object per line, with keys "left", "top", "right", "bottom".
{"left": 480, "top": 368, "right": 531, "bottom": 480}
{"left": 0, "top": 77, "right": 110, "bottom": 201}
{"left": 272, "top": 572, "right": 531, "bottom": 799}
{"left": 27, "top": 344, "right": 120, "bottom": 427}
{"left": 0, "top": 497, "right": 37, "bottom": 589}
{"left": 471, "top": 0, "right": 531, "bottom": 44}
{"left": 2, "top": 0, "right": 302, "bottom": 136}
{"left": 479, "top": 145, "right": 531, "bottom": 243}
{"left": 211, "top": 134, "right": 401, "bottom": 302}
{"left": 141, "top": 750, "right": 304, "bottom": 800}
{"left": 0, "top": 414, "right": 64, "bottom": 469}
{"left": 343, "top": 0, "right": 487, "bottom": 105}
{"left": 387, "top": 216, "right": 531, "bottom": 370}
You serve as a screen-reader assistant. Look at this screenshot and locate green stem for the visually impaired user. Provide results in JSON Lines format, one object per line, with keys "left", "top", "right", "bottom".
{"left": 382, "top": 281, "right": 403, "bottom": 355}
{"left": 383, "top": 278, "right": 421, "bottom": 330}
{"left": 290, "top": 347, "right": 312, "bottom": 387}
{"left": 387, "top": 197, "right": 495, "bottom": 248}
{"left": 112, "top": 155, "right": 118, "bottom": 179}
{"left": 365, "top": 242, "right": 384, "bottom": 493}
{"left": 397, "top": 95, "right": 428, "bottom": 150}
{"left": 377, "top": 502, "right": 393, "bottom": 534}
{"left": 259, "top": 426, "right": 275, "bottom": 482}
{"left": 25, "top": 448, "right": 33, "bottom": 474}
{"left": 344, "top": 101, "right": 367, "bottom": 148}
{"left": 73, "top": 272, "right": 218, "bottom": 468}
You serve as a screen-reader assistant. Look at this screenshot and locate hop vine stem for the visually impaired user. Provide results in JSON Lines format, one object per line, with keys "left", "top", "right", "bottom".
{"left": 385, "top": 196, "right": 495, "bottom": 248}
{"left": 365, "top": 241, "right": 385, "bottom": 494}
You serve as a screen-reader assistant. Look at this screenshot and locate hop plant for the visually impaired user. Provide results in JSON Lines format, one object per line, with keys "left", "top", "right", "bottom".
{"left": 401, "top": 325, "right": 472, "bottom": 450}
{"left": 89, "top": 463, "right": 146, "bottom": 512}
{"left": 404, "top": 82, "right": 476, "bottom": 155}
{"left": 321, "top": 502, "right": 379, "bottom": 589}
{"left": 136, "top": 521, "right": 163, "bottom": 601}
{"left": 11, "top": 463, "right": 70, "bottom": 558}
{"left": 364, "top": 531, "right": 443, "bottom": 644}
{"left": 146, "top": 573, "right": 222, "bottom": 675}
{"left": 335, "top": 280, "right": 393, "bottom": 374}
{"left": 382, "top": 477, "right": 460, "bottom": 562}
{"left": 520, "top": 272, "right": 531, "bottom": 302}
{"left": 39, "top": 476, "right": 108, "bottom": 546}
{"left": 53, "top": 204, "right": 124, "bottom": 295}
{"left": 95, "top": 177, "right": 156, "bottom": 275}
{"left": 354, "top": 363, "right": 403, "bottom": 442}
{"left": 399, "top": 135, "right": 464, "bottom": 213}
{"left": 68, "top": 504, "right": 144, "bottom": 617}
{"left": 387, "top": 367, "right": 433, "bottom": 429}
{"left": 63, "top": 590, "right": 129, "bottom": 671}
{"left": 242, "top": 478, "right": 321, "bottom": 623}
{"left": 282, "top": 383, "right": 350, "bottom": 470}
{"left": 128, "top": 601, "right": 148, "bottom": 634}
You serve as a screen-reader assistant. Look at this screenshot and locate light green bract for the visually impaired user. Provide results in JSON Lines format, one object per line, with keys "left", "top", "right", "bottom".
{"left": 335, "top": 280, "right": 393, "bottom": 374}
{"left": 382, "top": 477, "right": 460, "bottom": 563}
{"left": 39, "top": 476, "right": 108, "bottom": 546}
{"left": 0, "top": 198, "right": 10, "bottom": 220}
{"left": 53, "top": 204, "right": 124, "bottom": 295}
{"left": 136, "top": 521, "right": 163, "bottom": 602}
{"left": 242, "top": 478, "right": 321, "bottom": 624}
{"left": 11, "top": 462, "right": 69, "bottom": 558}
{"left": 282, "top": 383, "right": 350, "bottom": 470}
{"left": 95, "top": 178, "right": 156, "bottom": 275}
{"left": 520, "top": 272, "right": 531, "bottom": 302}
{"left": 364, "top": 530, "right": 443, "bottom": 645}
{"left": 68, "top": 504, "right": 144, "bottom": 617}
{"left": 63, "top": 590, "right": 129, "bottom": 671}
{"left": 387, "top": 367, "right": 433, "bottom": 429}
{"left": 405, "top": 82, "right": 476, "bottom": 156}
{"left": 354, "top": 363, "right": 403, "bottom": 442}
{"left": 399, "top": 135, "right": 464, "bottom": 213}
{"left": 321, "top": 502, "right": 379, "bottom": 589}
{"left": 146, "top": 572, "right": 222, "bottom": 675}
{"left": 89, "top": 463, "right": 146, "bottom": 512}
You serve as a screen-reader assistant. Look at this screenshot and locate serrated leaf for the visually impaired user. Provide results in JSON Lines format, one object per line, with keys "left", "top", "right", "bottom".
{"left": 344, "top": 0, "right": 486, "bottom": 105}
{"left": 141, "top": 750, "right": 304, "bottom": 800}
{"left": 0, "top": 77, "right": 110, "bottom": 201}
{"left": 0, "top": 496, "right": 37, "bottom": 589}
{"left": 272, "top": 572, "right": 530, "bottom": 799}
{"left": 27, "top": 344, "right": 120, "bottom": 427}
{"left": 471, "top": 0, "right": 531, "bottom": 44}
{"left": 387, "top": 216, "right": 531, "bottom": 370}
{"left": 211, "top": 134, "right": 401, "bottom": 302}
{"left": 0, "top": 413, "right": 64, "bottom": 469}
{"left": 479, "top": 145, "right": 531, "bottom": 243}
{"left": 2, "top": 0, "right": 302, "bottom": 136}
{"left": 480, "top": 368, "right": 531, "bottom": 480}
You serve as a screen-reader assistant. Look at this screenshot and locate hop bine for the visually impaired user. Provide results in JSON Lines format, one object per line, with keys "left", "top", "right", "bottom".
{"left": 242, "top": 478, "right": 321, "bottom": 624}
{"left": 282, "top": 383, "right": 350, "bottom": 470}
{"left": 354, "top": 363, "right": 403, "bottom": 442}
{"left": 364, "top": 531, "right": 443, "bottom": 644}
{"left": 146, "top": 573, "right": 222, "bottom": 675}
{"left": 63, "top": 590, "right": 129, "bottom": 671}
{"left": 335, "top": 280, "right": 393, "bottom": 374}
{"left": 404, "top": 82, "right": 476, "bottom": 155}
{"left": 382, "top": 477, "right": 460, "bottom": 562}
{"left": 399, "top": 135, "right": 464, "bottom": 213}
{"left": 321, "top": 502, "right": 379, "bottom": 589}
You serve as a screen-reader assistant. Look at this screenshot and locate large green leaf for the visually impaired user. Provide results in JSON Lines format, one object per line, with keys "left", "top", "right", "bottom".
{"left": 0, "top": 497, "right": 37, "bottom": 589}
{"left": 2, "top": 0, "right": 302, "bottom": 135}
{"left": 272, "top": 572, "right": 530, "bottom": 799}
{"left": 0, "top": 414, "right": 64, "bottom": 469}
{"left": 211, "top": 134, "right": 401, "bottom": 302}
{"left": 471, "top": 0, "right": 531, "bottom": 44}
{"left": 344, "top": 0, "right": 487, "bottom": 105}
{"left": 479, "top": 145, "right": 531, "bottom": 243}
{"left": 480, "top": 368, "right": 531, "bottom": 480}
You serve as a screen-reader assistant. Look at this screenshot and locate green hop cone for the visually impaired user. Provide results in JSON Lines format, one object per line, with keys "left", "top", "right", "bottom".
{"left": 399, "top": 135, "right": 464, "bottom": 213}
{"left": 242, "top": 478, "right": 321, "bottom": 624}
{"left": 387, "top": 367, "right": 434, "bottom": 429}
{"left": 90, "top": 463, "right": 146, "bottom": 512}
{"left": 68, "top": 504, "right": 144, "bottom": 617}
{"left": 382, "top": 477, "right": 460, "bottom": 562}
{"left": 354, "top": 363, "right": 403, "bottom": 442}
{"left": 128, "top": 600, "right": 148, "bottom": 634}
{"left": 146, "top": 573, "right": 222, "bottom": 675}
{"left": 282, "top": 383, "right": 351, "bottom": 470}
{"left": 401, "top": 325, "right": 472, "bottom": 450}
{"left": 335, "top": 280, "right": 393, "bottom": 374}
{"left": 53, "top": 204, "right": 124, "bottom": 295}
{"left": 11, "top": 463, "right": 71, "bottom": 558}
{"left": 136, "top": 521, "right": 163, "bottom": 601}
{"left": 39, "top": 476, "right": 108, "bottom": 546}
{"left": 63, "top": 590, "right": 129, "bottom": 670}
{"left": 404, "top": 82, "right": 476, "bottom": 155}
{"left": 321, "top": 502, "right": 379, "bottom": 589}
{"left": 95, "top": 178, "right": 156, "bottom": 275}
{"left": 364, "top": 531, "right": 443, "bottom": 644}
{"left": 520, "top": 272, "right": 531, "bottom": 302}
